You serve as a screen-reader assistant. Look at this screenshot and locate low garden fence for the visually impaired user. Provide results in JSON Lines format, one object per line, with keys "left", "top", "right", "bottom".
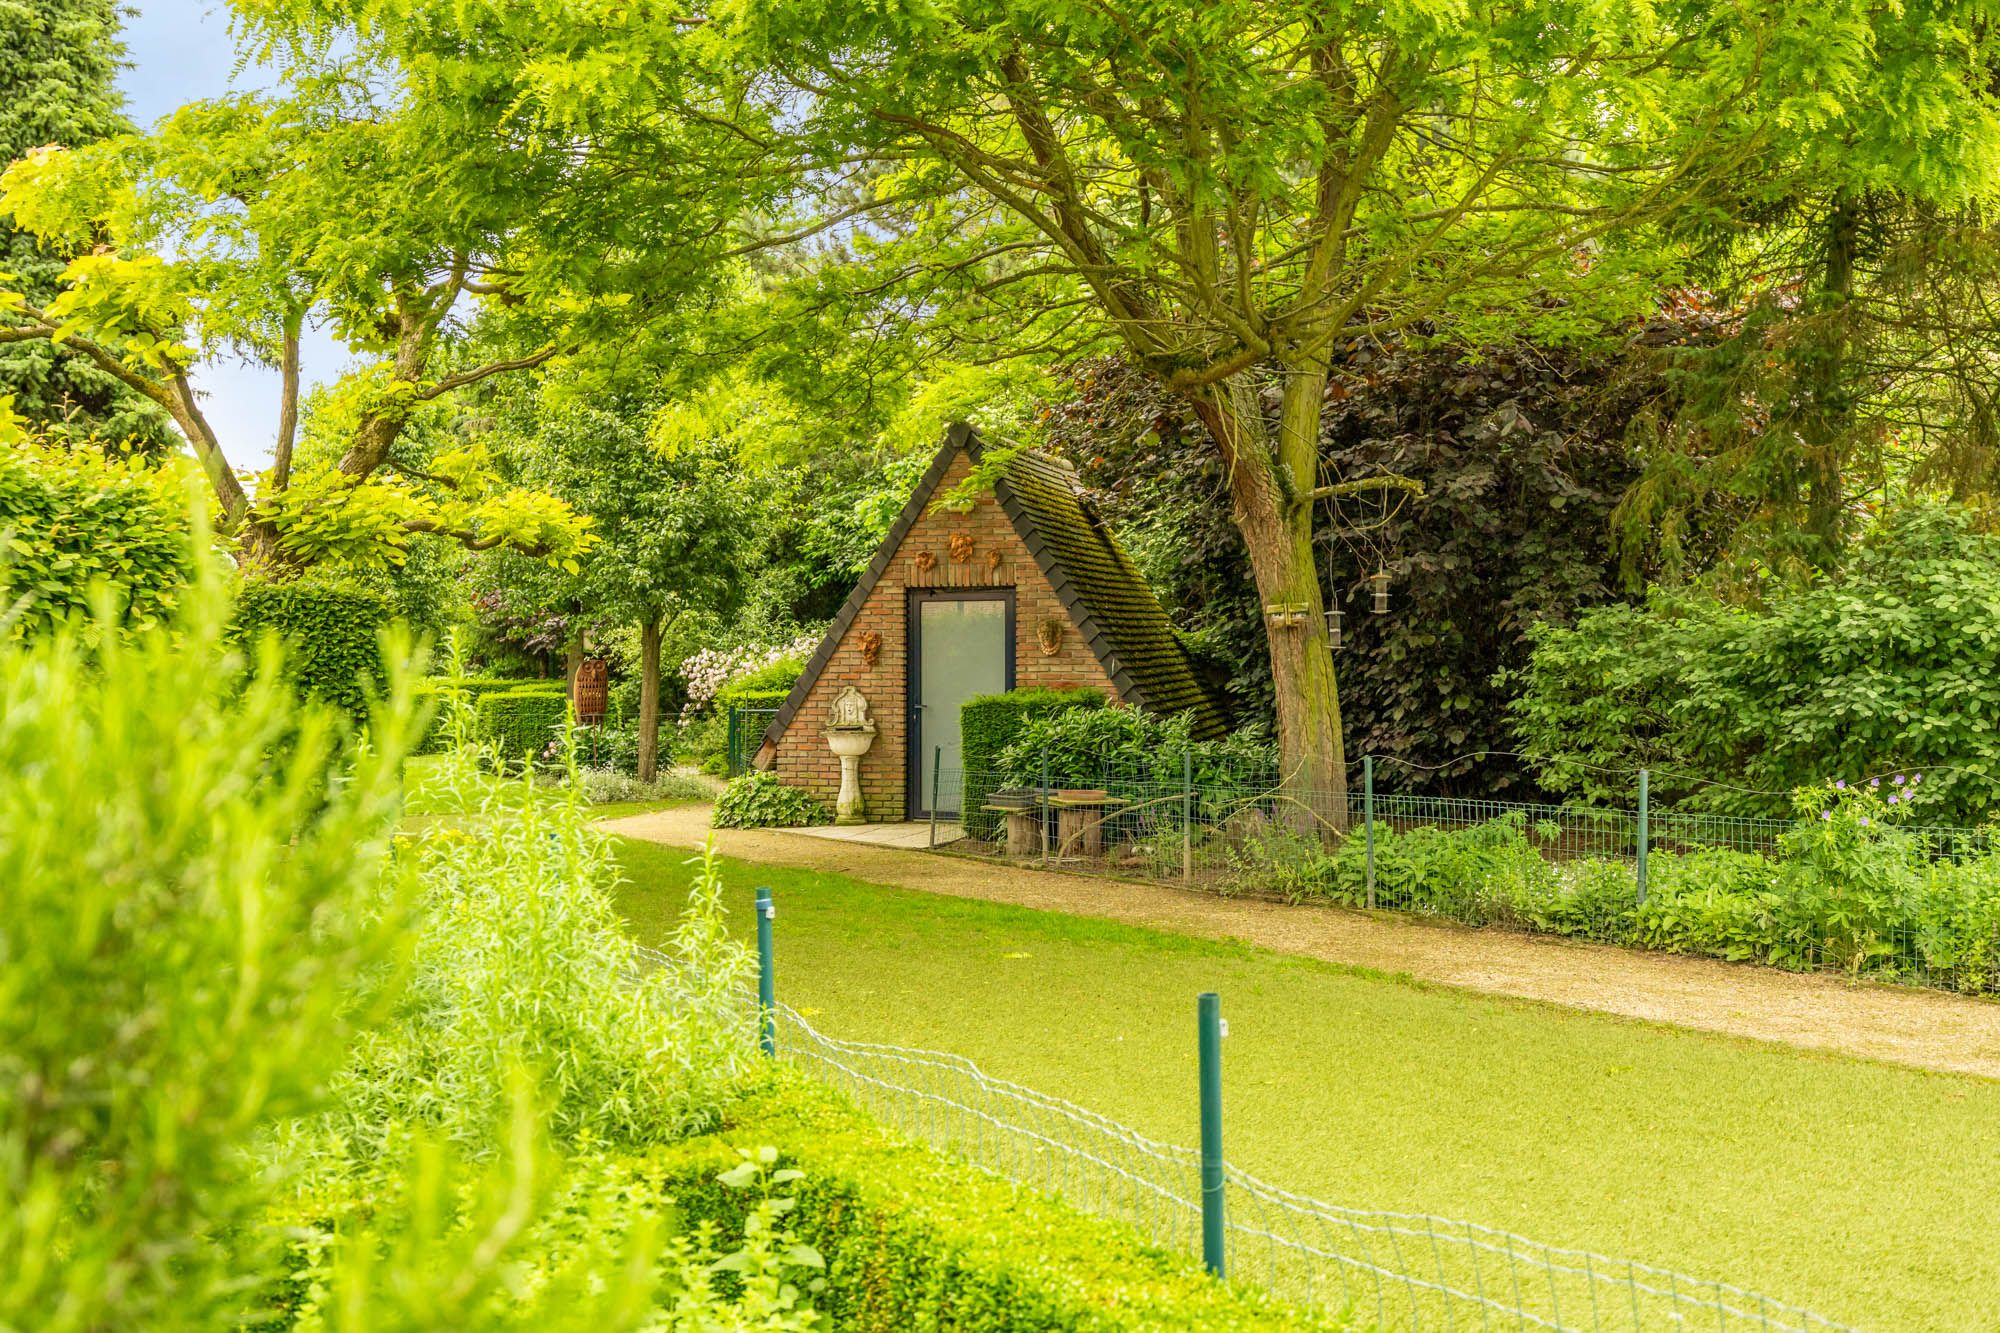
{"left": 926, "top": 752, "right": 2000, "bottom": 998}
{"left": 634, "top": 893, "right": 1860, "bottom": 1332}
{"left": 724, "top": 705, "right": 781, "bottom": 777}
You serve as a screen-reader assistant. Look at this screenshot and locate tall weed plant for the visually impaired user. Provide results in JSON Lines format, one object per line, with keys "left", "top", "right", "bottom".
{"left": 0, "top": 556, "right": 422, "bottom": 1328}
{"left": 346, "top": 657, "right": 756, "bottom": 1155}
{"left": 0, "top": 559, "right": 802, "bottom": 1330}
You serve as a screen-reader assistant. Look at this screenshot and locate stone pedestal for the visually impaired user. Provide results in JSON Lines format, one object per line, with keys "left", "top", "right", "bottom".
{"left": 825, "top": 686, "right": 877, "bottom": 826}
{"left": 828, "top": 730, "right": 873, "bottom": 824}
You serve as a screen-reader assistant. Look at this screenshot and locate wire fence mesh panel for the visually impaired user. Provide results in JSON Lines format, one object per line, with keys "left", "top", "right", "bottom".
{"left": 929, "top": 754, "right": 2000, "bottom": 999}
{"left": 766, "top": 999, "right": 1857, "bottom": 1332}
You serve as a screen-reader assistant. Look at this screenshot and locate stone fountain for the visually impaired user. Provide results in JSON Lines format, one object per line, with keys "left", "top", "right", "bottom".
{"left": 825, "top": 685, "right": 876, "bottom": 825}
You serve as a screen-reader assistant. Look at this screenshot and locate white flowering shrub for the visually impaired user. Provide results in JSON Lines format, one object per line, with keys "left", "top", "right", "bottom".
{"left": 679, "top": 633, "right": 820, "bottom": 722}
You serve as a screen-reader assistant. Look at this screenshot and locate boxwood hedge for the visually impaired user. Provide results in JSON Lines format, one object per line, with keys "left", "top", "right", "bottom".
{"left": 659, "top": 1074, "right": 1344, "bottom": 1333}
{"left": 413, "top": 676, "right": 565, "bottom": 753}
{"left": 473, "top": 688, "right": 570, "bottom": 765}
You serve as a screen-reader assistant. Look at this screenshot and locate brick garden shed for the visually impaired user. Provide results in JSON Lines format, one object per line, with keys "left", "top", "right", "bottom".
{"left": 755, "top": 422, "right": 1227, "bottom": 820}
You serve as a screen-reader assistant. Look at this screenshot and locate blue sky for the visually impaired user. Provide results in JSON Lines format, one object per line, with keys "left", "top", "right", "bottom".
{"left": 117, "top": 0, "right": 345, "bottom": 471}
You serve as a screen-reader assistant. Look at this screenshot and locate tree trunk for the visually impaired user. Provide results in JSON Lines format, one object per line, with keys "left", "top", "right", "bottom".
{"left": 564, "top": 631, "right": 585, "bottom": 698}
{"left": 637, "top": 613, "right": 663, "bottom": 784}
{"left": 1801, "top": 192, "right": 1860, "bottom": 563}
{"left": 1187, "top": 365, "right": 1347, "bottom": 836}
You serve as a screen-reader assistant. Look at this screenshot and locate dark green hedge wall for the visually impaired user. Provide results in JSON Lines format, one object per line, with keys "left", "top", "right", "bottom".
{"left": 960, "top": 687, "right": 1105, "bottom": 836}
{"left": 233, "top": 581, "right": 394, "bottom": 723}
{"left": 473, "top": 689, "right": 570, "bottom": 764}
{"left": 413, "top": 676, "right": 565, "bottom": 753}
{"left": 657, "top": 1076, "right": 1340, "bottom": 1333}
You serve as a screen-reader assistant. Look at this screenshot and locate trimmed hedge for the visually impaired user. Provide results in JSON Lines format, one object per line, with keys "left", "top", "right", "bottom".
{"left": 658, "top": 1075, "right": 1344, "bottom": 1332}
{"left": 961, "top": 687, "right": 1106, "bottom": 836}
{"left": 473, "top": 688, "right": 570, "bottom": 764}
{"left": 234, "top": 580, "right": 394, "bottom": 722}
{"left": 413, "top": 676, "right": 565, "bottom": 753}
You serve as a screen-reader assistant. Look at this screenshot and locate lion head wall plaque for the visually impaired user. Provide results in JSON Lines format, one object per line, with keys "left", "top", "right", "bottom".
{"left": 1037, "top": 616, "right": 1065, "bottom": 656}
{"left": 948, "top": 531, "right": 975, "bottom": 562}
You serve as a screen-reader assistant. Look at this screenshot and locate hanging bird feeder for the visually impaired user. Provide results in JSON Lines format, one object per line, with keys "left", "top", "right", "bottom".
{"left": 1325, "top": 604, "right": 1344, "bottom": 649}
{"left": 1370, "top": 569, "right": 1391, "bottom": 613}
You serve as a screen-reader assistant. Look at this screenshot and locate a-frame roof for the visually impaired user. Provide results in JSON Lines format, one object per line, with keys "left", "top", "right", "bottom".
{"left": 762, "top": 423, "right": 1229, "bottom": 754}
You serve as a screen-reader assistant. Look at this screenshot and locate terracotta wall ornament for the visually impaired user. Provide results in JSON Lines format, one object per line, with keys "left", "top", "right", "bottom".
{"left": 913, "top": 549, "right": 938, "bottom": 574}
{"left": 948, "top": 531, "right": 975, "bottom": 561}
{"left": 858, "top": 630, "right": 882, "bottom": 668}
{"left": 987, "top": 549, "right": 1004, "bottom": 573}
{"left": 1037, "top": 616, "right": 1065, "bottom": 656}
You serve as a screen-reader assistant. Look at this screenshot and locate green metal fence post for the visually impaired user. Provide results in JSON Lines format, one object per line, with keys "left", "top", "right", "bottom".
{"left": 931, "top": 745, "right": 941, "bottom": 849}
{"left": 726, "top": 707, "right": 740, "bottom": 776}
{"left": 755, "top": 886, "right": 776, "bottom": 1057}
{"left": 1041, "top": 745, "right": 1051, "bottom": 867}
{"left": 1637, "top": 768, "right": 1650, "bottom": 907}
{"left": 1182, "top": 749, "right": 1193, "bottom": 882}
{"left": 1198, "top": 992, "right": 1226, "bottom": 1279}
{"left": 1364, "top": 755, "right": 1376, "bottom": 911}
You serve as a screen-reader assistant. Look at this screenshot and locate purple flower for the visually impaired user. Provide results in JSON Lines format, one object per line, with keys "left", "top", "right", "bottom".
{"left": 1835, "top": 779, "right": 1847, "bottom": 790}
{"left": 1869, "top": 778, "right": 1880, "bottom": 789}
{"left": 1886, "top": 793, "right": 1899, "bottom": 805}
{"left": 1821, "top": 810, "right": 1833, "bottom": 821}
{"left": 1912, "top": 772, "right": 1923, "bottom": 784}
{"left": 1894, "top": 774, "right": 1907, "bottom": 786}
{"left": 1860, "top": 817, "right": 1871, "bottom": 827}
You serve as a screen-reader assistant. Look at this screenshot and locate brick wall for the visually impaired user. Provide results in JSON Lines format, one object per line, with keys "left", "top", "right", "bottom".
{"left": 766, "top": 451, "right": 1122, "bottom": 817}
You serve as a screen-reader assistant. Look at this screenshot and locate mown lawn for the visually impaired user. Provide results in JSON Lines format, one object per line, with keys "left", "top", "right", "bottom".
{"left": 610, "top": 836, "right": 2000, "bottom": 1332}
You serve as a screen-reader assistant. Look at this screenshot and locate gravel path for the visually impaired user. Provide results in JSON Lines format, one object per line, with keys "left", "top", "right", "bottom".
{"left": 601, "top": 804, "right": 2000, "bottom": 1080}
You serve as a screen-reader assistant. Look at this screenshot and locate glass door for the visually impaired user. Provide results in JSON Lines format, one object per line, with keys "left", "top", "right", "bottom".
{"left": 910, "top": 591, "right": 1013, "bottom": 817}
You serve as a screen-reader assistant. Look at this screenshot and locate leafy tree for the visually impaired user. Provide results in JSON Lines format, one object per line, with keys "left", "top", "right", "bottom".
{"left": 0, "top": 0, "right": 173, "bottom": 448}
{"left": 1609, "top": 22, "right": 2000, "bottom": 576}
{"left": 719, "top": 0, "right": 1986, "bottom": 828}
{"left": 1044, "top": 337, "right": 1709, "bottom": 795}
{"left": 0, "top": 1, "right": 778, "bottom": 570}
{"left": 482, "top": 393, "right": 751, "bottom": 781}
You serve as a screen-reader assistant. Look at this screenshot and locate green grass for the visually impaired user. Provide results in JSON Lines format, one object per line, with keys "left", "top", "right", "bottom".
{"left": 610, "top": 837, "right": 2000, "bottom": 1332}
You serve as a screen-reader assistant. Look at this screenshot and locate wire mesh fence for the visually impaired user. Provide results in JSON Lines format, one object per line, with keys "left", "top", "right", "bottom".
{"left": 758, "top": 990, "right": 1857, "bottom": 1331}
{"left": 928, "top": 753, "right": 2000, "bottom": 998}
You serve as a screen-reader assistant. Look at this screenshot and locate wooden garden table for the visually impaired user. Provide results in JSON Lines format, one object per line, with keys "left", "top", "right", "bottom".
{"left": 983, "top": 804, "right": 1043, "bottom": 858}
{"left": 1049, "top": 791, "right": 1129, "bottom": 859}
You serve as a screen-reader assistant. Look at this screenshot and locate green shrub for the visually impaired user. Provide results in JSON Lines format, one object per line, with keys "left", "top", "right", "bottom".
{"left": 1509, "top": 504, "right": 2000, "bottom": 824}
{"left": 0, "top": 439, "right": 194, "bottom": 639}
{"left": 473, "top": 688, "right": 570, "bottom": 765}
{"left": 1247, "top": 777, "right": 2000, "bottom": 995}
{"left": 0, "top": 564, "right": 423, "bottom": 1326}
{"left": 712, "top": 771, "right": 831, "bottom": 828}
{"left": 959, "top": 687, "right": 1105, "bottom": 836}
{"left": 415, "top": 675, "right": 564, "bottom": 753}
{"left": 234, "top": 577, "right": 395, "bottom": 722}
{"left": 715, "top": 656, "right": 803, "bottom": 707}
{"left": 997, "top": 702, "right": 1275, "bottom": 791}
{"left": 656, "top": 1074, "right": 1345, "bottom": 1333}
